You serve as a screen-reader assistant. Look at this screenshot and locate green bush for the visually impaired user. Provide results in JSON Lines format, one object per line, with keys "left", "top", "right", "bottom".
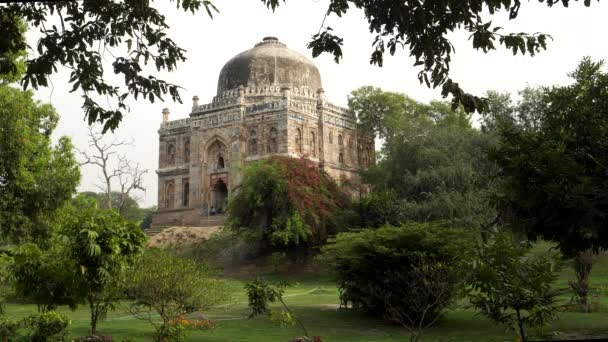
{"left": 322, "top": 223, "right": 474, "bottom": 325}
{"left": 27, "top": 311, "right": 70, "bottom": 342}
{"left": 0, "top": 317, "right": 20, "bottom": 340}
{"left": 468, "top": 234, "right": 563, "bottom": 342}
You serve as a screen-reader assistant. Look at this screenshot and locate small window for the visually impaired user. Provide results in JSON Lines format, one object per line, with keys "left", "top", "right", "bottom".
{"left": 310, "top": 131, "right": 316, "bottom": 157}
{"left": 217, "top": 155, "right": 225, "bottom": 169}
{"left": 338, "top": 134, "right": 343, "bottom": 146}
{"left": 329, "top": 131, "right": 333, "bottom": 144}
{"left": 339, "top": 152, "right": 344, "bottom": 164}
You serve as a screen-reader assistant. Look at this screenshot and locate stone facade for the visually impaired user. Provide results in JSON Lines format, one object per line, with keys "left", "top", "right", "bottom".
{"left": 152, "top": 37, "right": 374, "bottom": 227}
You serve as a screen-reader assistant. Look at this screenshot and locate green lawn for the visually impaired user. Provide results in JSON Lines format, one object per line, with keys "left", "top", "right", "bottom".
{"left": 5, "top": 250, "right": 608, "bottom": 341}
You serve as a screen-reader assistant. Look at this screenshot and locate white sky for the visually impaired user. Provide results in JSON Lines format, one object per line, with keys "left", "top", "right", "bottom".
{"left": 28, "top": 0, "right": 608, "bottom": 207}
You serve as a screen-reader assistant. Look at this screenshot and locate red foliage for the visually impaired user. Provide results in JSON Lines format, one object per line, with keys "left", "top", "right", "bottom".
{"left": 269, "top": 156, "right": 350, "bottom": 244}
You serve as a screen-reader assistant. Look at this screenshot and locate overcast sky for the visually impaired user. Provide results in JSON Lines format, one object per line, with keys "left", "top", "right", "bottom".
{"left": 29, "top": 0, "right": 608, "bottom": 207}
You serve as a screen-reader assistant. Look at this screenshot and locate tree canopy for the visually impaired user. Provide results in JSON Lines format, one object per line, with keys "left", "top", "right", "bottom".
{"left": 0, "top": 84, "right": 80, "bottom": 244}
{"left": 0, "top": 0, "right": 598, "bottom": 130}
{"left": 350, "top": 87, "right": 497, "bottom": 233}
{"left": 491, "top": 58, "right": 608, "bottom": 257}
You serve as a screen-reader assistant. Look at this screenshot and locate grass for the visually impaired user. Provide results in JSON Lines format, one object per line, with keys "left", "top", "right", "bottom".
{"left": 5, "top": 247, "right": 608, "bottom": 341}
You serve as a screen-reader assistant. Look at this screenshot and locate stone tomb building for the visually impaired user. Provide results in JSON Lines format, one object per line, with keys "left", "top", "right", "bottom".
{"left": 152, "top": 37, "right": 374, "bottom": 227}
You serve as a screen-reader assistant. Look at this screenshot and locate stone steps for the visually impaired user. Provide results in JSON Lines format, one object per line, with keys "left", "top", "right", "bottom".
{"left": 146, "top": 215, "right": 225, "bottom": 236}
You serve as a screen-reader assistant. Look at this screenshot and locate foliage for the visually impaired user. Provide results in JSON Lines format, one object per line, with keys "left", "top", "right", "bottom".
{"left": 0, "top": 84, "right": 80, "bottom": 244}
{"left": 468, "top": 234, "right": 563, "bottom": 342}
{"left": 482, "top": 87, "right": 547, "bottom": 133}
{"left": 322, "top": 223, "right": 474, "bottom": 324}
{"left": 384, "top": 254, "right": 469, "bottom": 342}
{"left": 491, "top": 58, "right": 608, "bottom": 309}
{"left": 245, "top": 278, "right": 310, "bottom": 339}
{"left": 8, "top": 243, "right": 82, "bottom": 313}
{"left": 227, "top": 156, "right": 350, "bottom": 252}
{"left": 59, "top": 198, "right": 147, "bottom": 336}
{"left": 349, "top": 191, "right": 405, "bottom": 229}
{"left": 263, "top": 0, "right": 595, "bottom": 113}
{"left": 0, "top": 11, "right": 26, "bottom": 83}
{"left": 0, "top": 317, "right": 20, "bottom": 340}
{"left": 0, "top": 1, "right": 217, "bottom": 131}
{"left": 26, "top": 311, "right": 71, "bottom": 342}
{"left": 78, "top": 192, "right": 154, "bottom": 224}
{"left": 127, "top": 249, "right": 228, "bottom": 342}
{"left": 351, "top": 87, "right": 497, "bottom": 235}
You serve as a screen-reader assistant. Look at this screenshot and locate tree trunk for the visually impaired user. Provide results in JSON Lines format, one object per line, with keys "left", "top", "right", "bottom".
{"left": 516, "top": 309, "right": 526, "bottom": 342}
{"left": 89, "top": 298, "right": 98, "bottom": 336}
{"left": 569, "top": 250, "right": 594, "bottom": 312}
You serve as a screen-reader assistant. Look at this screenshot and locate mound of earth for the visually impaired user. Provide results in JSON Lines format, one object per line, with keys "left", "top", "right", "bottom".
{"left": 147, "top": 226, "right": 221, "bottom": 247}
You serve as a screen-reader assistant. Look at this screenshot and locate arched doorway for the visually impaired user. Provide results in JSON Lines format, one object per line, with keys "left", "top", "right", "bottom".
{"left": 212, "top": 179, "right": 228, "bottom": 213}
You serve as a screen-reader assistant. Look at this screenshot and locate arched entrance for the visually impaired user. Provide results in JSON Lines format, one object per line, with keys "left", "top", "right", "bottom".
{"left": 212, "top": 179, "right": 228, "bottom": 213}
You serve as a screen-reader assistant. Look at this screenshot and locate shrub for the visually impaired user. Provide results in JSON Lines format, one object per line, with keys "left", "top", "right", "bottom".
{"left": 27, "top": 311, "right": 70, "bottom": 342}
{"left": 322, "top": 223, "right": 473, "bottom": 327}
{"left": 468, "top": 234, "right": 563, "bottom": 342}
{"left": 227, "top": 156, "right": 350, "bottom": 253}
{"left": 0, "top": 317, "right": 20, "bottom": 340}
{"left": 127, "top": 249, "right": 229, "bottom": 342}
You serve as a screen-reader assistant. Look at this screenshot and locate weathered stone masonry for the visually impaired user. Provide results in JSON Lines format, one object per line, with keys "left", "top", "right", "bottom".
{"left": 152, "top": 37, "right": 375, "bottom": 227}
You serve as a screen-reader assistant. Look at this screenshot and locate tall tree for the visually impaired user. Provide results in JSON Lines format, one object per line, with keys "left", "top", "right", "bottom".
{"left": 492, "top": 58, "right": 608, "bottom": 311}
{"left": 79, "top": 127, "right": 147, "bottom": 217}
{"left": 0, "top": 84, "right": 80, "bottom": 244}
{"left": 350, "top": 87, "right": 497, "bottom": 235}
{"left": 0, "top": 1, "right": 598, "bottom": 130}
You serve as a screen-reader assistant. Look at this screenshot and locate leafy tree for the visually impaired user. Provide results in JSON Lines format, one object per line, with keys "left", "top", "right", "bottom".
{"left": 227, "top": 156, "right": 350, "bottom": 253}
{"left": 0, "top": 1, "right": 217, "bottom": 131}
{"left": 469, "top": 234, "right": 563, "bottom": 342}
{"left": 351, "top": 87, "right": 497, "bottom": 236}
{"left": 0, "top": 11, "right": 26, "bottom": 83}
{"left": 0, "top": 84, "right": 80, "bottom": 244}
{"left": 59, "top": 198, "right": 146, "bottom": 336}
{"left": 8, "top": 243, "right": 82, "bottom": 313}
{"left": 481, "top": 87, "right": 547, "bottom": 133}
{"left": 322, "top": 223, "right": 474, "bottom": 326}
{"left": 491, "top": 58, "right": 608, "bottom": 310}
{"left": 0, "top": 1, "right": 597, "bottom": 129}
{"left": 127, "top": 249, "right": 228, "bottom": 342}
{"left": 264, "top": 0, "right": 596, "bottom": 113}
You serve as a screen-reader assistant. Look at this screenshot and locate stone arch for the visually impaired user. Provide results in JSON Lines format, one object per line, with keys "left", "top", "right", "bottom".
{"left": 338, "top": 134, "right": 343, "bottom": 146}
{"left": 329, "top": 131, "right": 333, "bottom": 144}
{"left": 164, "top": 181, "right": 175, "bottom": 209}
{"left": 167, "top": 143, "right": 176, "bottom": 165}
{"left": 206, "top": 139, "right": 228, "bottom": 171}
{"left": 182, "top": 180, "right": 190, "bottom": 207}
{"left": 268, "top": 127, "right": 278, "bottom": 153}
{"left": 212, "top": 179, "right": 228, "bottom": 213}
{"left": 295, "top": 128, "right": 302, "bottom": 153}
{"left": 248, "top": 129, "right": 258, "bottom": 156}
{"left": 183, "top": 138, "right": 190, "bottom": 164}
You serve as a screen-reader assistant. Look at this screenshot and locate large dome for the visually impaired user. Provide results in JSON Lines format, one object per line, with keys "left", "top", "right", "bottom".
{"left": 217, "top": 37, "right": 322, "bottom": 94}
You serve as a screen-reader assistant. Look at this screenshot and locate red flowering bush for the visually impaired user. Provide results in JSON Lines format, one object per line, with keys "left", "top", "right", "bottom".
{"left": 227, "top": 156, "right": 350, "bottom": 251}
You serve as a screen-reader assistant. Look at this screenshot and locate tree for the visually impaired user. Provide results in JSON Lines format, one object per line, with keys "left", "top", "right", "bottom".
{"left": 127, "top": 249, "right": 228, "bottom": 342}
{"left": 79, "top": 127, "right": 147, "bottom": 217}
{"left": 8, "top": 243, "right": 82, "bottom": 313}
{"left": 469, "top": 234, "right": 563, "bottom": 342}
{"left": 0, "top": 84, "right": 80, "bottom": 244}
{"left": 0, "top": 1, "right": 597, "bottom": 130}
{"left": 78, "top": 191, "right": 151, "bottom": 223}
{"left": 491, "top": 58, "right": 608, "bottom": 311}
{"left": 264, "top": 0, "right": 596, "bottom": 113}
{"left": 0, "top": 1, "right": 217, "bottom": 131}
{"left": 350, "top": 87, "right": 498, "bottom": 236}
{"left": 226, "top": 156, "right": 350, "bottom": 253}
{"left": 59, "top": 198, "right": 146, "bottom": 336}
